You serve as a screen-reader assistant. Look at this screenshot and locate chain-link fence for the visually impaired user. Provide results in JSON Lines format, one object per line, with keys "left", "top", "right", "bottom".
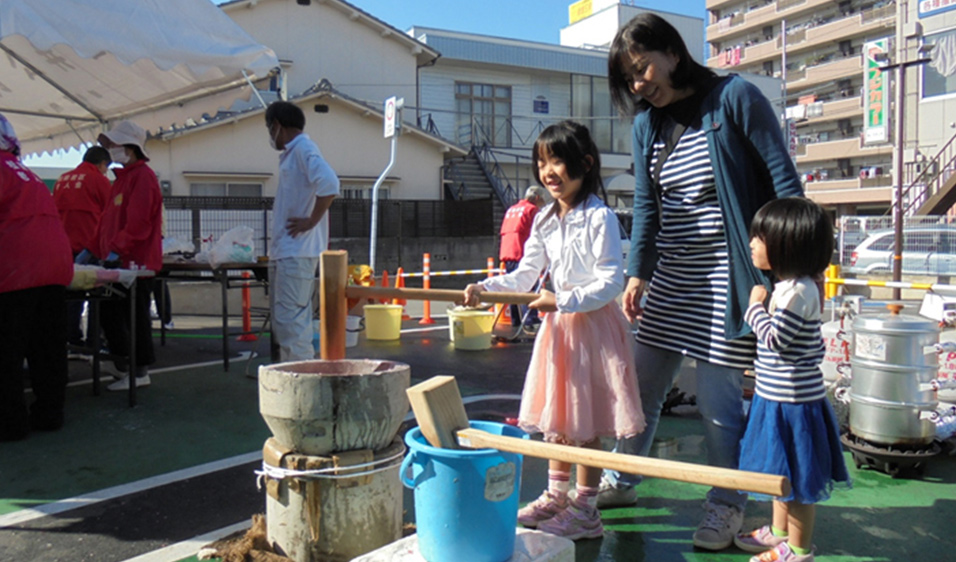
{"left": 837, "top": 215, "right": 956, "bottom": 276}
{"left": 163, "top": 197, "right": 495, "bottom": 258}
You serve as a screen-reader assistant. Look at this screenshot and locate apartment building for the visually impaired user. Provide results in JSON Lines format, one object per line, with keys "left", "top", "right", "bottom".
{"left": 708, "top": 0, "right": 956, "bottom": 218}
{"left": 707, "top": 0, "right": 904, "bottom": 215}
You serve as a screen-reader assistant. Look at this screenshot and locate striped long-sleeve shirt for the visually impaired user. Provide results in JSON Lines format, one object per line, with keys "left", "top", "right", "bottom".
{"left": 635, "top": 125, "right": 756, "bottom": 370}
{"left": 744, "top": 277, "right": 826, "bottom": 403}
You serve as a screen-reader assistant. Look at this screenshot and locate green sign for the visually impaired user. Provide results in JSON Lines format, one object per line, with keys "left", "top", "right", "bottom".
{"left": 863, "top": 40, "right": 889, "bottom": 145}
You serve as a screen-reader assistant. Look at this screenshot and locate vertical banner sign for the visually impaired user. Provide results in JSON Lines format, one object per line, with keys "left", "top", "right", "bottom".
{"left": 384, "top": 96, "right": 396, "bottom": 138}
{"left": 569, "top": 0, "right": 592, "bottom": 24}
{"left": 863, "top": 40, "right": 889, "bottom": 145}
{"left": 786, "top": 118, "right": 798, "bottom": 164}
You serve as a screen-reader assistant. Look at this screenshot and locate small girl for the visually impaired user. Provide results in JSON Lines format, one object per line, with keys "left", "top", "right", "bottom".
{"left": 736, "top": 197, "right": 850, "bottom": 562}
{"left": 463, "top": 121, "right": 644, "bottom": 541}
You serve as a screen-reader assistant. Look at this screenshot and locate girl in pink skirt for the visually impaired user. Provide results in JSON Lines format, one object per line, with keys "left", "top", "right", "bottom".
{"left": 463, "top": 121, "right": 644, "bottom": 540}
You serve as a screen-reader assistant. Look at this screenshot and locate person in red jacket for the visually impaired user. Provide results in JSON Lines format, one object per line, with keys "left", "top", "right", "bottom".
{"left": 499, "top": 186, "right": 546, "bottom": 327}
{"left": 0, "top": 113, "right": 74, "bottom": 441}
{"left": 53, "top": 146, "right": 112, "bottom": 350}
{"left": 96, "top": 120, "right": 163, "bottom": 391}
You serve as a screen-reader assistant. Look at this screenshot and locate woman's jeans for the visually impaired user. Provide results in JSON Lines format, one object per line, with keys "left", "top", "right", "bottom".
{"left": 605, "top": 340, "right": 748, "bottom": 510}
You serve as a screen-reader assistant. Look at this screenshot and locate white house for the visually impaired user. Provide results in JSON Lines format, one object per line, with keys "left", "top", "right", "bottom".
{"left": 150, "top": 0, "right": 461, "bottom": 201}
{"left": 147, "top": 0, "right": 783, "bottom": 212}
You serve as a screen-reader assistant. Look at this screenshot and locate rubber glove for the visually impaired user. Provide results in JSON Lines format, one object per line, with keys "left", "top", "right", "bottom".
{"left": 104, "top": 251, "right": 122, "bottom": 269}
{"left": 75, "top": 249, "right": 93, "bottom": 265}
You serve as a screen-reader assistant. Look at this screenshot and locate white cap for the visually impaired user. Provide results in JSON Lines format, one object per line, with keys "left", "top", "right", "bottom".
{"left": 98, "top": 120, "right": 148, "bottom": 158}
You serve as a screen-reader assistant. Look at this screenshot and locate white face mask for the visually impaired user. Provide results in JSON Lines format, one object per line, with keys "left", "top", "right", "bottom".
{"left": 109, "top": 146, "right": 129, "bottom": 164}
{"left": 268, "top": 124, "right": 281, "bottom": 151}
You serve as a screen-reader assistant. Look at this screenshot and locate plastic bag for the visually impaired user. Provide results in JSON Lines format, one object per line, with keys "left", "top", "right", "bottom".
{"left": 162, "top": 237, "right": 195, "bottom": 256}
{"left": 206, "top": 226, "right": 255, "bottom": 268}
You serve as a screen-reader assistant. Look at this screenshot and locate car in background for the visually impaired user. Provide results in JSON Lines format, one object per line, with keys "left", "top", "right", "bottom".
{"left": 845, "top": 226, "right": 956, "bottom": 275}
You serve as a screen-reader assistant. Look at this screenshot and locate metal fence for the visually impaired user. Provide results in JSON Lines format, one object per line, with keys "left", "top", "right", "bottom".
{"left": 163, "top": 197, "right": 495, "bottom": 257}
{"left": 837, "top": 215, "right": 956, "bottom": 276}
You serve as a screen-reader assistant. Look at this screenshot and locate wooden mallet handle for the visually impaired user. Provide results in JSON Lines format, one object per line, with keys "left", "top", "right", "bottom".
{"left": 345, "top": 285, "right": 538, "bottom": 305}
{"left": 457, "top": 428, "right": 791, "bottom": 498}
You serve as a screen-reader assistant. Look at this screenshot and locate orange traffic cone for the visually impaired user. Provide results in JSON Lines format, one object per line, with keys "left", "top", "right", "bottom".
{"left": 495, "top": 260, "right": 512, "bottom": 326}
{"left": 380, "top": 270, "right": 389, "bottom": 304}
{"left": 393, "top": 267, "right": 410, "bottom": 319}
{"left": 497, "top": 302, "right": 513, "bottom": 326}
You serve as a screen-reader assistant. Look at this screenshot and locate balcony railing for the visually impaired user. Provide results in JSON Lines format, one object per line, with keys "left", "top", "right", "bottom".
{"left": 431, "top": 112, "right": 632, "bottom": 156}
{"left": 796, "top": 136, "right": 892, "bottom": 162}
{"left": 707, "top": 0, "right": 834, "bottom": 42}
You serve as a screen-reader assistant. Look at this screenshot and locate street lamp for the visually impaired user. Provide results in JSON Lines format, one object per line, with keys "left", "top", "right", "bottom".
{"left": 875, "top": 52, "right": 931, "bottom": 300}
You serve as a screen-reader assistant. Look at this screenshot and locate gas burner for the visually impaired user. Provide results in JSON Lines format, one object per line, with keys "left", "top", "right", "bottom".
{"left": 841, "top": 431, "right": 940, "bottom": 478}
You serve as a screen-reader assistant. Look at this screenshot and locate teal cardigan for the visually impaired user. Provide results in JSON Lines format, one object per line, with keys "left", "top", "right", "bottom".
{"left": 627, "top": 75, "right": 804, "bottom": 340}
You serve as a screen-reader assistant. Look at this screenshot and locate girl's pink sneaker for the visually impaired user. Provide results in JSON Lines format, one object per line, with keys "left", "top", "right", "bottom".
{"left": 734, "top": 525, "right": 788, "bottom": 553}
{"left": 517, "top": 491, "right": 567, "bottom": 528}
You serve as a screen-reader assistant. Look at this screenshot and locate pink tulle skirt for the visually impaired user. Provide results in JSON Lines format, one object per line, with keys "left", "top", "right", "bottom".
{"left": 518, "top": 303, "right": 645, "bottom": 444}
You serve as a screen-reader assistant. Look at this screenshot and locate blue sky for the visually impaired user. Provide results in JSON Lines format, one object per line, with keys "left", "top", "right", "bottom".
{"left": 343, "top": 0, "right": 707, "bottom": 44}
{"left": 27, "top": 0, "right": 707, "bottom": 168}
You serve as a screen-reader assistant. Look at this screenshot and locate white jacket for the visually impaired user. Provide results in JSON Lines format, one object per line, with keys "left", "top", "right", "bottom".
{"left": 481, "top": 194, "right": 624, "bottom": 313}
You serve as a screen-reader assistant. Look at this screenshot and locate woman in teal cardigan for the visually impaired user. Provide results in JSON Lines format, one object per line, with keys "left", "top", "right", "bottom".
{"left": 597, "top": 13, "right": 804, "bottom": 552}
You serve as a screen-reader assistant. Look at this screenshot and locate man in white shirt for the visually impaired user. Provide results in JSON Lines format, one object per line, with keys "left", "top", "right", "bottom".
{"left": 265, "top": 101, "right": 340, "bottom": 361}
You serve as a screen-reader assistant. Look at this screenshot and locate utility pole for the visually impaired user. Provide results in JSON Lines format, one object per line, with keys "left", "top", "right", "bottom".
{"left": 879, "top": 56, "right": 930, "bottom": 299}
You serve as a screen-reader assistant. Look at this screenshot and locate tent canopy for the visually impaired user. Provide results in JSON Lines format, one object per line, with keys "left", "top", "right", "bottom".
{"left": 0, "top": 0, "right": 279, "bottom": 155}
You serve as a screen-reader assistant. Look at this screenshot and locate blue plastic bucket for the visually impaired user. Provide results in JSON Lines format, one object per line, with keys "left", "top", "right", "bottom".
{"left": 401, "top": 420, "right": 527, "bottom": 562}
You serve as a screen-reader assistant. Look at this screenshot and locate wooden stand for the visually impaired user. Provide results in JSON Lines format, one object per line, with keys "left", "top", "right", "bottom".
{"left": 320, "top": 250, "right": 348, "bottom": 360}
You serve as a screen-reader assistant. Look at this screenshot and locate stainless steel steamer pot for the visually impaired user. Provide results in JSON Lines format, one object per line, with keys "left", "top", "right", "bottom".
{"left": 849, "top": 305, "right": 939, "bottom": 446}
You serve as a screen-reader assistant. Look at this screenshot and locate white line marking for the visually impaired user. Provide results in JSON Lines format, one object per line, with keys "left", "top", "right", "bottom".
{"left": 61, "top": 352, "right": 257, "bottom": 389}
{"left": 118, "top": 520, "right": 251, "bottom": 562}
{"left": 399, "top": 325, "right": 449, "bottom": 334}
{"left": 0, "top": 451, "right": 261, "bottom": 528}
{"left": 151, "top": 351, "right": 255, "bottom": 373}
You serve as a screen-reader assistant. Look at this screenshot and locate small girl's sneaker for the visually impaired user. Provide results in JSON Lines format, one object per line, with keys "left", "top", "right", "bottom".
{"left": 735, "top": 525, "right": 788, "bottom": 553}
{"left": 750, "top": 541, "right": 814, "bottom": 562}
{"left": 537, "top": 502, "right": 603, "bottom": 540}
{"left": 517, "top": 491, "right": 567, "bottom": 528}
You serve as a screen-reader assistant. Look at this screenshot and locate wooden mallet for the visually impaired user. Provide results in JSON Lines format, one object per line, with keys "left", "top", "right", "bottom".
{"left": 406, "top": 375, "right": 791, "bottom": 498}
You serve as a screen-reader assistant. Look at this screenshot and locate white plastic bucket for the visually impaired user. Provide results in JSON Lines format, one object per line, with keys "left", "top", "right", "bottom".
{"left": 346, "top": 315, "right": 362, "bottom": 348}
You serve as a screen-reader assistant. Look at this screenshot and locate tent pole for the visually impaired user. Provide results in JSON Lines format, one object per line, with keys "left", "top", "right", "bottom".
{"left": 242, "top": 70, "right": 269, "bottom": 108}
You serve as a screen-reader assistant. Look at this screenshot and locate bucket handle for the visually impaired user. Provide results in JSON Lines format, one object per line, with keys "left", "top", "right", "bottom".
{"left": 400, "top": 450, "right": 418, "bottom": 488}
{"left": 347, "top": 317, "right": 365, "bottom": 334}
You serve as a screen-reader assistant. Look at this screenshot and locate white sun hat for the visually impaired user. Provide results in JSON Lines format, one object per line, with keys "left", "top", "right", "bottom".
{"left": 98, "top": 120, "right": 148, "bottom": 158}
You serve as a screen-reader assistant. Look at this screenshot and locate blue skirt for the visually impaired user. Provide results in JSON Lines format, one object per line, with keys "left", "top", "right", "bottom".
{"left": 739, "top": 395, "right": 851, "bottom": 504}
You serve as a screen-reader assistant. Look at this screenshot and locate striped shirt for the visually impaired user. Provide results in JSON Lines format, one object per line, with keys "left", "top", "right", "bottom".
{"left": 636, "top": 124, "right": 756, "bottom": 370}
{"left": 745, "top": 277, "right": 827, "bottom": 403}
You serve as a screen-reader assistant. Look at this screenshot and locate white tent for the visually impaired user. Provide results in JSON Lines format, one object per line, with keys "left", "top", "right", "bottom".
{"left": 0, "top": 0, "right": 279, "bottom": 155}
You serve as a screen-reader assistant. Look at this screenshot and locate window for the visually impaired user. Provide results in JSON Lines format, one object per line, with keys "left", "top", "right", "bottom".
{"left": 571, "top": 75, "right": 630, "bottom": 154}
{"left": 189, "top": 182, "right": 262, "bottom": 197}
{"left": 839, "top": 40, "right": 853, "bottom": 57}
{"left": 341, "top": 183, "right": 389, "bottom": 200}
{"left": 869, "top": 235, "right": 894, "bottom": 252}
{"left": 905, "top": 233, "right": 937, "bottom": 253}
{"left": 454, "top": 82, "right": 512, "bottom": 148}
{"left": 923, "top": 28, "right": 956, "bottom": 100}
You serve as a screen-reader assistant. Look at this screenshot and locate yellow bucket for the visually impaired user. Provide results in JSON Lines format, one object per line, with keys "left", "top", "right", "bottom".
{"left": 448, "top": 308, "right": 495, "bottom": 350}
{"left": 364, "top": 304, "right": 403, "bottom": 340}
